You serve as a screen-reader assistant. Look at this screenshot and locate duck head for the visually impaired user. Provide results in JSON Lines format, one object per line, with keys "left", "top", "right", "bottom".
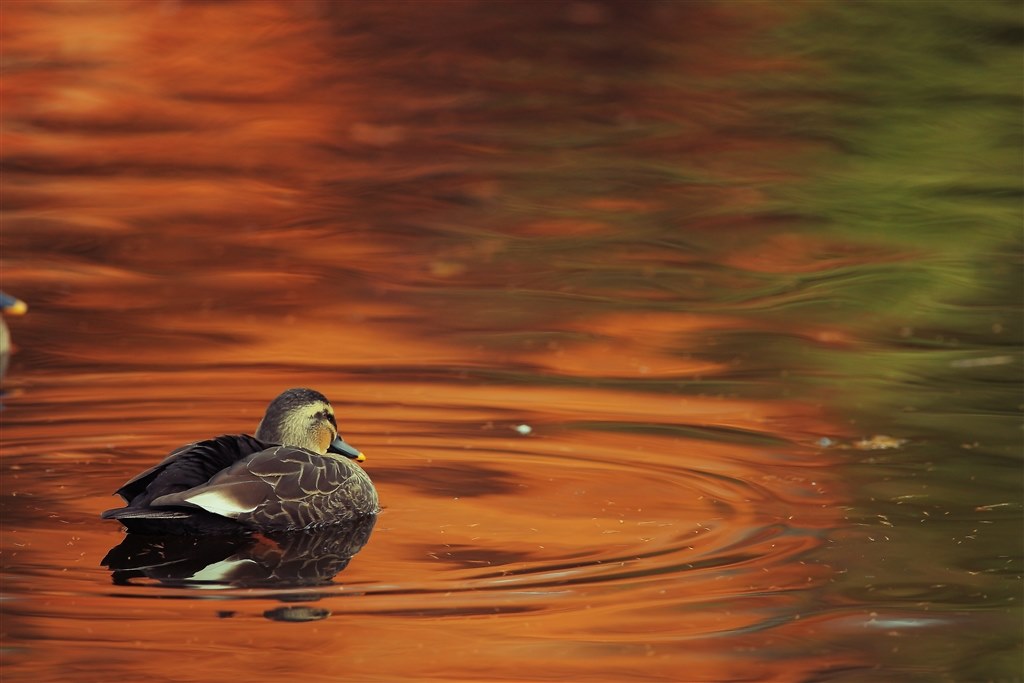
{"left": 254, "top": 388, "right": 365, "bottom": 461}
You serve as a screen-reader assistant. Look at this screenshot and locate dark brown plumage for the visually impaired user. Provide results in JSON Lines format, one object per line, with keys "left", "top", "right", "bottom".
{"left": 101, "top": 388, "right": 379, "bottom": 534}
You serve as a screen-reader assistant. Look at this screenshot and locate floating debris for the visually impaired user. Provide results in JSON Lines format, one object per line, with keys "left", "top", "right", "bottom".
{"left": 816, "top": 435, "right": 907, "bottom": 450}
{"left": 513, "top": 424, "right": 533, "bottom": 436}
{"left": 853, "top": 435, "right": 907, "bottom": 450}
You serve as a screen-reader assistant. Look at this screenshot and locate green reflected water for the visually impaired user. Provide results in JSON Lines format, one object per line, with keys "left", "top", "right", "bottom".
{"left": 750, "top": 4, "right": 1023, "bottom": 679}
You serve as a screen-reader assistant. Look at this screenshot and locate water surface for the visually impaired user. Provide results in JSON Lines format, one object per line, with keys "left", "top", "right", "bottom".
{"left": 2, "top": 2, "right": 1021, "bottom": 682}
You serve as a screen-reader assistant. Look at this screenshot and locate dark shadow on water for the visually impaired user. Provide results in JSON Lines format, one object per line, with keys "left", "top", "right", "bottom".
{"left": 101, "top": 515, "right": 377, "bottom": 592}
{"left": 373, "top": 463, "right": 519, "bottom": 497}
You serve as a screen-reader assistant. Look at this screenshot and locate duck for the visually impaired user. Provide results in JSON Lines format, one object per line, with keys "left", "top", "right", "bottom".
{"left": 101, "top": 388, "right": 379, "bottom": 535}
{"left": 0, "top": 291, "right": 27, "bottom": 379}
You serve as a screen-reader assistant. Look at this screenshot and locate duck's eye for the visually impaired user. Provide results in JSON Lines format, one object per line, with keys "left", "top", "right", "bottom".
{"left": 313, "top": 409, "right": 338, "bottom": 429}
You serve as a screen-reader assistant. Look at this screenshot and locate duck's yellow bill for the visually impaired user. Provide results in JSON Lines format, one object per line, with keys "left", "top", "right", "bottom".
{"left": 2, "top": 298, "right": 26, "bottom": 316}
{"left": 328, "top": 435, "right": 366, "bottom": 462}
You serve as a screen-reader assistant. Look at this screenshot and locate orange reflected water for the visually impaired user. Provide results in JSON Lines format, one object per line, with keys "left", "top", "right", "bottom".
{"left": 3, "top": 375, "right": 850, "bottom": 682}
{"left": 2, "top": 2, "right": 877, "bottom": 682}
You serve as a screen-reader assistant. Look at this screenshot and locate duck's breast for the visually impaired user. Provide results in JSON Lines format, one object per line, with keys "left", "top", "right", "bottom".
{"left": 241, "top": 449, "right": 379, "bottom": 529}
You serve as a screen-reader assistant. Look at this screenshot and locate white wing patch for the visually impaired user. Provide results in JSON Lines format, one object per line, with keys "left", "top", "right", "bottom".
{"left": 185, "top": 488, "right": 260, "bottom": 517}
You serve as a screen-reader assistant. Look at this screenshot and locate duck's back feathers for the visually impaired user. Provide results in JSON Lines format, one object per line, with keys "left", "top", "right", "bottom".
{"left": 149, "top": 446, "right": 378, "bottom": 530}
{"left": 114, "top": 434, "right": 268, "bottom": 506}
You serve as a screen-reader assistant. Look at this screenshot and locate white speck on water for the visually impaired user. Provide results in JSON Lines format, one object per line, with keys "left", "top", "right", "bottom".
{"left": 513, "top": 424, "right": 533, "bottom": 435}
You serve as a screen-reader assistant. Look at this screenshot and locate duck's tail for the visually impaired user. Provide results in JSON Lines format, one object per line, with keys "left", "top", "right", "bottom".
{"left": 101, "top": 506, "right": 246, "bottom": 535}
{"left": 101, "top": 507, "right": 190, "bottom": 521}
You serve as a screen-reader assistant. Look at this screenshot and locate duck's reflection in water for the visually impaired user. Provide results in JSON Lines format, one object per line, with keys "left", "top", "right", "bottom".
{"left": 102, "top": 515, "right": 376, "bottom": 622}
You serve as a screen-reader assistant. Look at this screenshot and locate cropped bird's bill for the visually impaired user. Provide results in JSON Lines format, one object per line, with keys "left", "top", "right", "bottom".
{"left": 329, "top": 435, "right": 365, "bottom": 462}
